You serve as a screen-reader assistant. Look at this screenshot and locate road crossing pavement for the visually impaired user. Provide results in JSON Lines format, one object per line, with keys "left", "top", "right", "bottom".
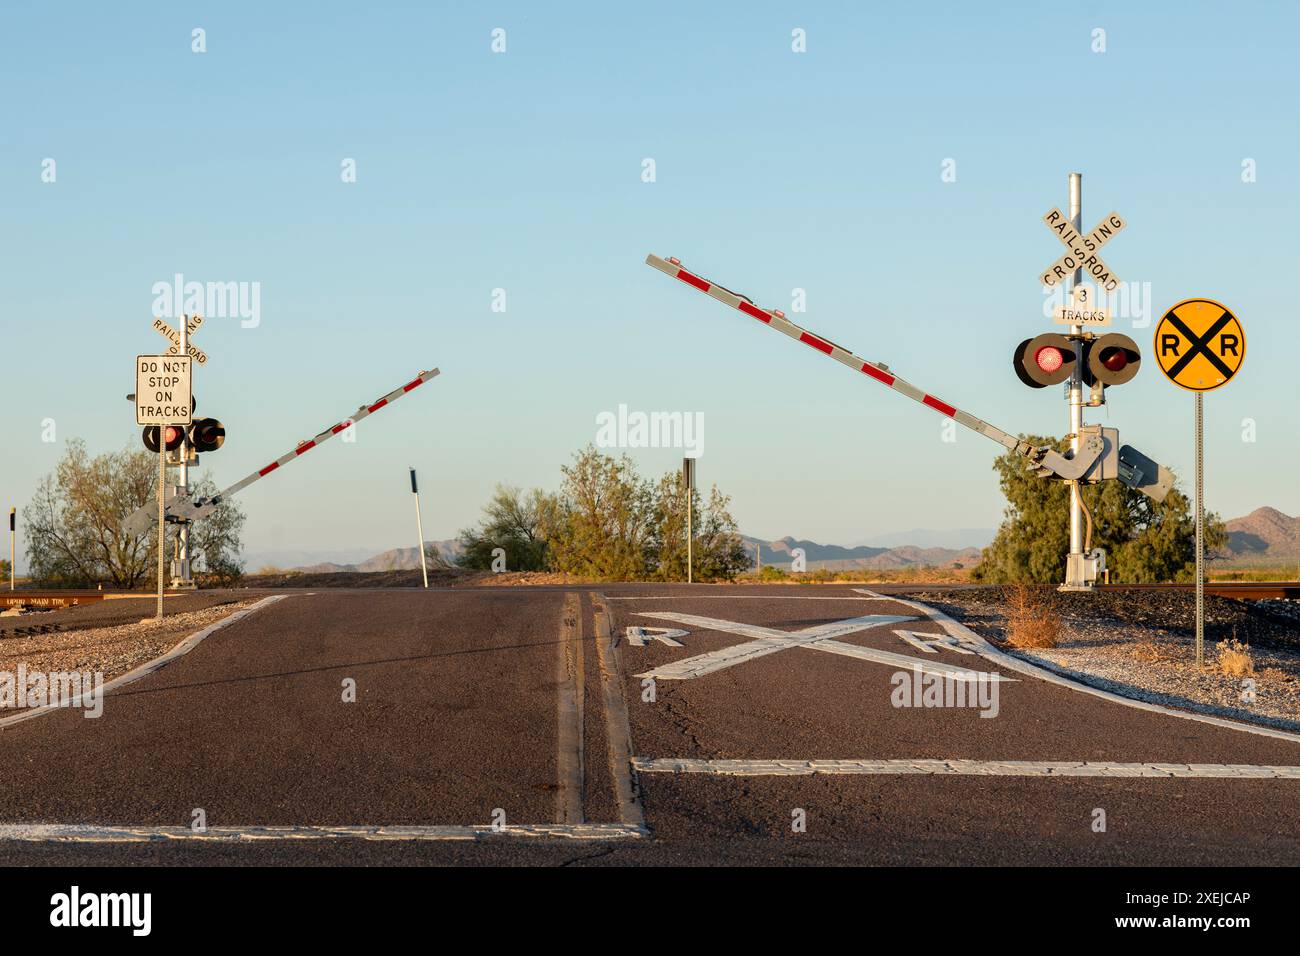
{"left": 0, "top": 585, "right": 1295, "bottom": 865}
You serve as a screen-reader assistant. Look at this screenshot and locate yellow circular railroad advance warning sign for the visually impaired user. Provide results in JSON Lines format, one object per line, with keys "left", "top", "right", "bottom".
{"left": 1153, "top": 298, "right": 1245, "bottom": 391}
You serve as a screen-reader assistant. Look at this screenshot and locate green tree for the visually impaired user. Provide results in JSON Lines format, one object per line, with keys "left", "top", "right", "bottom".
{"left": 458, "top": 447, "right": 753, "bottom": 583}
{"left": 187, "top": 476, "right": 246, "bottom": 586}
{"left": 541, "top": 447, "right": 656, "bottom": 580}
{"left": 24, "top": 441, "right": 246, "bottom": 589}
{"left": 973, "top": 435, "right": 1225, "bottom": 584}
{"left": 456, "top": 484, "right": 550, "bottom": 571}
{"left": 24, "top": 439, "right": 157, "bottom": 587}
{"left": 649, "top": 471, "right": 750, "bottom": 582}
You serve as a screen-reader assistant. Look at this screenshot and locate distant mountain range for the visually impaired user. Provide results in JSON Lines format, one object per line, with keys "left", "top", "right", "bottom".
{"left": 1216, "top": 507, "right": 1300, "bottom": 567}
{"left": 244, "top": 507, "right": 1299, "bottom": 575}
{"left": 285, "top": 540, "right": 462, "bottom": 574}
{"left": 740, "top": 535, "right": 980, "bottom": 571}
{"left": 847, "top": 528, "right": 995, "bottom": 550}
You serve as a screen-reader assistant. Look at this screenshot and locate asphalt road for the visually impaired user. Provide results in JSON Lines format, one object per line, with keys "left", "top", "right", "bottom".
{"left": 0, "top": 585, "right": 1296, "bottom": 866}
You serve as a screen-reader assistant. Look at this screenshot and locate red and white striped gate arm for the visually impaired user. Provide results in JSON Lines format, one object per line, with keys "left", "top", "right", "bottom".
{"left": 174, "top": 368, "right": 441, "bottom": 521}
{"left": 646, "top": 254, "right": 1064, "bottom": 470}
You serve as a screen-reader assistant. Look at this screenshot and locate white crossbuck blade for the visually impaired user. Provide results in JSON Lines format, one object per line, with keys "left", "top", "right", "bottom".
{"left": 123, "top": 368, "right": 440, "bottom": 536}
{"left": 645, "top": 254, "right": 1173, "bottom": 502}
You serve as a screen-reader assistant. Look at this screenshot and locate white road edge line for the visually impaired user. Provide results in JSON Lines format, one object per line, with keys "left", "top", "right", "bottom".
{"left": 0, "top": 594, "right": 289, "bottom": 730}
{"left": 854, "top": 589, "right": 1300, "bottom": 745}
{"left": 0, "top": 823, "right": 647, "bottom": 843}
{"left": 606, "top": 595, "right": 879, "bottom": 601}
{"left": 631, "top": 758, "right": 1300, "bottom": 779}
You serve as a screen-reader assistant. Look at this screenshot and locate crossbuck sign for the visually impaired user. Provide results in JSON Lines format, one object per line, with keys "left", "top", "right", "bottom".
{"left": 1040, "top": 207, "right": 1125, "bottom": 293}
{"left": 153, "top": 314, "right": 208, "bottom": 365}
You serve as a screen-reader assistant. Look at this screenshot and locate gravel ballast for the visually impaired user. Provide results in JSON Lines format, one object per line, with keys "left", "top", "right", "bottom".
{"left": 901, "top": 587, "right": 1300, "bottom": 733}
{"left": 0, "top": 598, "right": 257, "bottom": 711}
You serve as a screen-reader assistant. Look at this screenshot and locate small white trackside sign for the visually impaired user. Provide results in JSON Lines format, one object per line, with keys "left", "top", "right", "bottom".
{"left": 1053, "top": 284, "right": 1113, "bottom": 326}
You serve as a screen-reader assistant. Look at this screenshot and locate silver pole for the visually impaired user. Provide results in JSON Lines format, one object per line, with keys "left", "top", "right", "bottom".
{"left": 411, "top": 468, "right": 429, "bottom": 589}
{"left": 1195, "top": 393, "right": 1204, "bottom": 665}
{"left": 686, "top": 488, "right": 693, "bottom": 585}
{"left": 1065, "top": 172, "right": 1086, "bottom": 589}
{"left": 684, "top": 458, "right": 693, "bottom": 584}
{"left": 175, "top": 317, "right": 192, "bottom": 589}
{"left": 157, "top": 442, "right": 165, "bottom": 619}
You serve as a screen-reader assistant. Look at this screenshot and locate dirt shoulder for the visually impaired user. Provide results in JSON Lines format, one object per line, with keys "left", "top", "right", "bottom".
{"left": 902, "top": 587, "right": 1300, "bottom": 732}
{"left": 0, "top": 595, "right": 256, "bottom": 709}
{"left": 0, "top": 592, "right": 242, "bottom": 640}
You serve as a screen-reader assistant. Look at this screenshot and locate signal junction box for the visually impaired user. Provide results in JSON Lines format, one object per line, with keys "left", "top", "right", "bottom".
{"left": 1076, "top": 425, "right": 1119, "bottom": 483}
{"left": 1065, "top": 548, "right": 1107, "bottom": 589}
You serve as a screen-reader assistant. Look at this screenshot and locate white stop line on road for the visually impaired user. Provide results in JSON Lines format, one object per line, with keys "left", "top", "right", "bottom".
{"left": 632, "top": 758, "right": 1300, "bottom": 780}
{"left": 0, "top": 823, "right": 647, "bottom": 843}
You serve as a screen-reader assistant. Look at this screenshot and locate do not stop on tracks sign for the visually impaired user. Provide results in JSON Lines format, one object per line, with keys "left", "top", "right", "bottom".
{"left": 135, "top": 354, "right": 193, "bottom": 425}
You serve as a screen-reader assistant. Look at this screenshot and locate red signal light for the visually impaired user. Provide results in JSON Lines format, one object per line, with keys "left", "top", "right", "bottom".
{"left": 188, "top": 417, "right": 225, "bottom": 453}
{"left": 1101, "top": 348, "right": 1127, "bottom": 372}
{"left": 141, "top": 424, "right": 186, "bottom": 453}
{"left": 1014, "top": 333, "right": 1074, "bottom": 388}
{"left": 1086, "top": 333, "right": 1141, "bottom": 386}
{"left": 1035, "top": 346, "right": 1064, "bottom": 373}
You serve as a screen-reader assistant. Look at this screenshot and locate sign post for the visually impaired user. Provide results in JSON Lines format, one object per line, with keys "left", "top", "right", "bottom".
{"left": 683, "top": 458, "right": 696, "bottom": 584}
{"left": 157, "top": 442, "right": 165, "bottom": 618}
{"left": 156, "top": 314, "right": 206, "bottom": 589}
{"left": 1153, "top": 298, "right": 1246, "bottom": 665}
{"left": 136, "top": 354, "right": 193, "bottom": 619}
{"left": 8, "top": 508, "right": 14, "bottom": 591}
{"left": 410, "top": 468, "right": 429, "bottom": 589}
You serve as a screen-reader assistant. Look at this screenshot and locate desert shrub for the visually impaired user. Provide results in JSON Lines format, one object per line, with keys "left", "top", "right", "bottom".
{"left": 1002, "top": 583, "right": 1062, "bottom": 648}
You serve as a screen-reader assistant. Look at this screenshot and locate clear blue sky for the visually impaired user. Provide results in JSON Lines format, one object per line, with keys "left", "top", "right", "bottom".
{"left": 2, "top": 1, "right": 1296, "bottom": 567}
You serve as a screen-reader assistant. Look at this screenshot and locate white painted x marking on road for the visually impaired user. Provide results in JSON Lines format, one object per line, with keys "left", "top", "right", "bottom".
{"left": 632, "top": 612, "right": 1014, "bottom": 682}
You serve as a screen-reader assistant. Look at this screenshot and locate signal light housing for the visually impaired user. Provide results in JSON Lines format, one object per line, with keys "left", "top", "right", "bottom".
{"left": 1014, "top": 332, "right": 1076, "bottom": 388}
{"left": 1086, "top": 333, "right": 1141, "bottom": 386}
{"left": 142, "top": 424, "right": 186, "bottom": 453}
{"left": 189, "top": 418, "right": 226, "bottom": 453}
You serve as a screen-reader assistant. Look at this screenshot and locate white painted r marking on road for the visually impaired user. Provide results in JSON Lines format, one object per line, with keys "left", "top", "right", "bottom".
{"left": 625, "top": 627, "right": 687, "bottom": 648}
{"left": 895, "top": 630, "right": 976, "bottom": 655}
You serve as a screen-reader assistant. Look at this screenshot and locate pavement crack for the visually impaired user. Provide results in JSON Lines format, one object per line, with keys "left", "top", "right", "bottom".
{"left": 558, "top": 844, "right": 618, "bottom": 867}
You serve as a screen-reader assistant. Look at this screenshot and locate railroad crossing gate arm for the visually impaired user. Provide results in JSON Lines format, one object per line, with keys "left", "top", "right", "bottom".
{"left": 644, "top": 254, "right": 1101, "bottom": 483}
{"left": 123, "top": 368, "right": 440, "bottom": 534}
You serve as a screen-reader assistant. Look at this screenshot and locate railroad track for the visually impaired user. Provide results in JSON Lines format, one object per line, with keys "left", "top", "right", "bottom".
{"left": 1, "top": 590, "right": 187, "bottom": 610}
{"left": 859, "top": 582, "right": 1300, "bottom": 600}
{"left": 1100, "top": 582, "right": 1300, "bottom": 600}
